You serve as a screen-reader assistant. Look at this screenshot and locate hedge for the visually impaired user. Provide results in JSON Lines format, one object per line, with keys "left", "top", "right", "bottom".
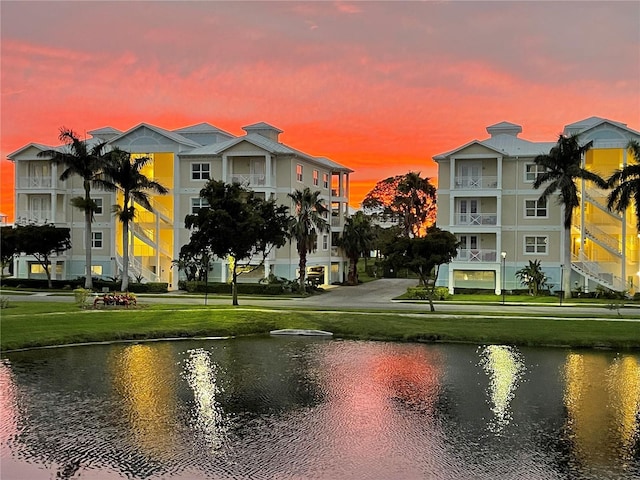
{"left": 0, "top": 277, "right": 167, "bottom": 293}
{"left": 180, "top": 281, "right": 286, "bottom": 295}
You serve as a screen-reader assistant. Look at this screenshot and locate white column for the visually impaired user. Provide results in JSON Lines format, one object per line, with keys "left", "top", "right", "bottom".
{"left": 449, "top": 158, "right": 456, "bottom": 226}
{"left": 265, "top": 154, "right": 272, "bottom": 188}
{"left": 50, "top": 192, "right": 56, "bottom": 223}
{"left": 448, "top": 266, "right": 454, "bottom": 295}
{"left": 222, "top": 154, "right": 228, "bottom": 182}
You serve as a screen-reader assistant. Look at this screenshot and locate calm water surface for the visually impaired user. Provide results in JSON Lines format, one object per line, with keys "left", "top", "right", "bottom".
{"left": 1, "top": 338, "right": 639, "bottom": 479}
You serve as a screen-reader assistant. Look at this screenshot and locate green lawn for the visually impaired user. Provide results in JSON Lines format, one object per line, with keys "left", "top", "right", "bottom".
{"left": 2, "top": 301, "right": 639, "bottom": 352}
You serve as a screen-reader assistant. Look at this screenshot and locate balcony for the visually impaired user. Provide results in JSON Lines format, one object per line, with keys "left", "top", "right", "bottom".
{"left": 19, "top": 177, "right": 53, "bottom": 189}
{"left": 16, "top": 210, "right": 53, "bottom": 224}
{"left": 454, "top": 176, "right": 498, "bottom": 189}
{"left": 456, "top": 249, "right": 497, "bottom": 262}
{"left": 454, "top": 213, "right": 498, "bottom": 226}
{"left": 230, "top": 173, "right": 267, "bottom": 187}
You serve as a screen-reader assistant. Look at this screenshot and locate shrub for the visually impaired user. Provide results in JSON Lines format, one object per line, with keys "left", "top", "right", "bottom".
{"left": 128, "top": 282, "right": 168, "bottom": 293}
{"left": 181, "top": 281, "right": 291, "bottom": 295}
{"left": 406, "top": 286, "right": 451, "bottom": 301}
{"left": 73, "top": 288, "right": 92, "bottom": 307}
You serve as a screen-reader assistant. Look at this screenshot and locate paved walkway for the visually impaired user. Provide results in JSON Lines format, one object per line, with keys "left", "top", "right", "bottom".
{"left": 4, "top": 278, "right": 639, "bottom": 320}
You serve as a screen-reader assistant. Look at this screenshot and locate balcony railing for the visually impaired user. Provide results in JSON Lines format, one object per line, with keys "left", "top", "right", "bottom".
{"left": 454, "top": 176, "right": 498, "bottom": 189}
{"left": 230, "top": 173, "right": 267, "bottom": 186}
{"left": 456, "top": 249, "right": 497, "bottom": 262}
{"left": 454, "top": 213, "right": 498, "bottom": 226}
{"left": 16, "top": 211, "right": 53, "bottom": 224}
{"left": 19, "top": 177, "right": 52, "bottom": 189}
{"left": 331, "top": 216, "right": 341, "bottom": 227}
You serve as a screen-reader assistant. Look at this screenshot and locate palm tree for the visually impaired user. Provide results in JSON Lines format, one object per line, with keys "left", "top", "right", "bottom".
{"left": 38, "top": 128, "right": 109, "bottom": 289}
{"left": 99, "top": 149, "right": 168, "bottom": 291}
{"left": 533, "top": 133, "right": 607, "bottom": 298}
{"left": 515, "top": 259, "right": 549, "bottom": 296}
{"left": 607, "top": 140, "right": 640, "bottom": 233}
{"left": 288, "top": 188, "right": 329, "bottom": 293}
{"left": 339, "top": 211, "right": 374, "bottom": 285}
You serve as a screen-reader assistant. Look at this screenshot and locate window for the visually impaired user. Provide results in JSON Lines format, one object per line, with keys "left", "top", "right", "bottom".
{"left": 313, "top": 170, "right": 319, "bottom": 186}
{"left": 525, "top": 164, "right": 545, "bottom": 182}
{"left": 525, "top": 198, "right": 547, "bottom": 217}
{"left": 524, "top": 236, "right": 547, "bottom": 254}
{"left": 30, "top": 263, "right": 62, "bottom": 274}
{"left": 322, "top": 234, "right": 329, "bottom": 250}
{"left": 94, "top": 198, "right": 103, "bottom": 215}
{"left": 191, "top": 198, "right": 209, "bottom": 214}
{"left": 323, "top": 173, "right": 329, "bottom": 189}
{"left": 92, "top": 231, "right": 103, "bottom": 249}
{"left": 192, "top": 163, "right": 211, "bottom": 180}
{"left": 296, "top": 164, "right": 303, "bottom": 182}
{"left": 91, "top": 265, "right": 103, "bottom": 275}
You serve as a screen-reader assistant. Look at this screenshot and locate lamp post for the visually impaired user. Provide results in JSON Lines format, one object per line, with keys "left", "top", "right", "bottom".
{"left": 501, "top": 251, "right": 507, "bottom": 305}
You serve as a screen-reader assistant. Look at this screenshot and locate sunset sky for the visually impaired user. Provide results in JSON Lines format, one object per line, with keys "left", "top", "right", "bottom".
{"left": 2, "top": 1, "right": 639, "bottom": 222}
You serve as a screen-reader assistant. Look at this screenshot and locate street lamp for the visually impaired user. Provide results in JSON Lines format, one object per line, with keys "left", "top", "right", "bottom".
{"left": 501, "top": 251, "right": 507, "bottom": 305}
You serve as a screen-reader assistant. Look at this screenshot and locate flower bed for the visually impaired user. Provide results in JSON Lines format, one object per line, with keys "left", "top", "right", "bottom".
{"left": 93, "top": 292, "right": 137, "bottom": 308}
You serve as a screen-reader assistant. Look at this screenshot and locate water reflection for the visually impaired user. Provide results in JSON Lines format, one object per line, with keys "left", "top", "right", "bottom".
{"left": 110, "top": 344, "right": 179, "bottom": 461}
{"left": 478, "top": 345, "right": 525, "bottom": 433}
{"left": 563, "top": 352, "right": 640, "bottom": 477}
{"left": 0, "top": 340, "right": 638, "bottom": 480}
{"left": 183, "top": 348, "right": 229, "bottom": 449}
{"left": 607, "top": 355, "right": 640, "bottom": 460}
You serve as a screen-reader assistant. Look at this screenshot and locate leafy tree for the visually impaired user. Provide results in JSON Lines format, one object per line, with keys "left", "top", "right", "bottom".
{"left": 382, "top": 226, "right": 458, "bottom": 311}
{"left": 607, "top": 140, "right": 640, "bottom": 233}
{"left": 515, "top": 259, "right": 549, "bottom": 296}
{"left": 1, "top": 226, "right": 17, "bottom": 275}
{"left": 338, "top": 211, "right": 374, "bottom": 285}
{"left": 362, "top": 172, "right": 436, "bottom": 237}
{"left": 173, "top": 245, "right": 209, "bottom": 282}
{"left": 38, "top": 128, "right": 109, "bottom": 289}
{"left": 184, "top": 180, "right": 290, "bottom": 305}
{"left": 98, "top": 149, "right": 169, "bottom": 291}
{"left": 15, "top": 225, "right": 71, "bottom": 288}
{"left": 533, "top": 133, "right": 607, "bottom": 298}
{"left": 288, "top": 188, "right": 329, "bottom": 293}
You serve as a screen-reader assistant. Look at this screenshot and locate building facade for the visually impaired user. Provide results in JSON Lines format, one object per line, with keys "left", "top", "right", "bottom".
{"left": 9, "top": 122, "right": 352, "bottom": 289}
{"left": 434, "top": 117, "right": 640, "bottom": 295}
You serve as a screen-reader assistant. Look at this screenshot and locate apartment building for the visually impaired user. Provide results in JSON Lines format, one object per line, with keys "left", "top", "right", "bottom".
{"left": 434, "top": 117, "right": 640, "bottom": 295}
{"left": 8, "top": 122, "right": 352, "bottom": 288}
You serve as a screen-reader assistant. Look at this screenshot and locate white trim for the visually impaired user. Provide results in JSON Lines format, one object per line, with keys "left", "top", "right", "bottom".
{"left": 191, "top": 162, "right": 211, "bottom": 181}
{"left": 523, "top": 235, "right": 548, "bottom": 255}
{"left": 524, "top": 198, "right": 548, "bottom": 219}
{"left": 91, "top": 230, "right": 104, "bottom": 249}
{"left": 524, "top": 163, "right": 545, "bottom": 183}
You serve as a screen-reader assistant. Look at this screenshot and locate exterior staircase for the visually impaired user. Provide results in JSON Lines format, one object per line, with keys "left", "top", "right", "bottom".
{"left": 571, "top": 252, "right": 625, "bottom": 292}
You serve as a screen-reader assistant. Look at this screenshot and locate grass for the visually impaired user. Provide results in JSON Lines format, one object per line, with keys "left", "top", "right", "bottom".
{"left": 2, "top": 301, "right": 639, "bottom": 352}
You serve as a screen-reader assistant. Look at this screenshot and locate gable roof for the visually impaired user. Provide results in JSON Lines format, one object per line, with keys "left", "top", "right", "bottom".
{"left": 433, "top": 139, "right": 506, "bottom": 160}
{"left": 108, "top": 123, "right": 201, "bottom": 148}
{"left": 88, "top": 126, "right": 122, "bottom": 136}
{"left": 564, "top": 116, "right": 640, "bottom": 137}
{"left": 6, "top": 142, "right": 55, "bottom": 160}
{"left": 173, "top": 122, "right": 235, "bottom": 137}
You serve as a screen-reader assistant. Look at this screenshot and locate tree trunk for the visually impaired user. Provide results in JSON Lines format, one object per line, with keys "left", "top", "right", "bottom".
{"left": 232, "top": 263, "right": 239, "bottom": 306}
{"left": 44, "top": 257, "right": 53, "bottom": 289}
{"left": 84, "top": 182, "right": 93, "bottom": 289}
{"left": 563, "top": 224, "right": 572, "bottom": 299}
{"left": 121, "top": 222, "right": 129, "bottom": 292}
{"left": 298, "top": 248, "right": 307, "bottom": 294}
{"left": 348, "top": 257, "right": 358, "bottom": 285}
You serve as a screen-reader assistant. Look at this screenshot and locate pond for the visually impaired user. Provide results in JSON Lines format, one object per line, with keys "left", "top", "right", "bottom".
{"left": 1, "top": 338, "right": 639, "bottom": 479}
